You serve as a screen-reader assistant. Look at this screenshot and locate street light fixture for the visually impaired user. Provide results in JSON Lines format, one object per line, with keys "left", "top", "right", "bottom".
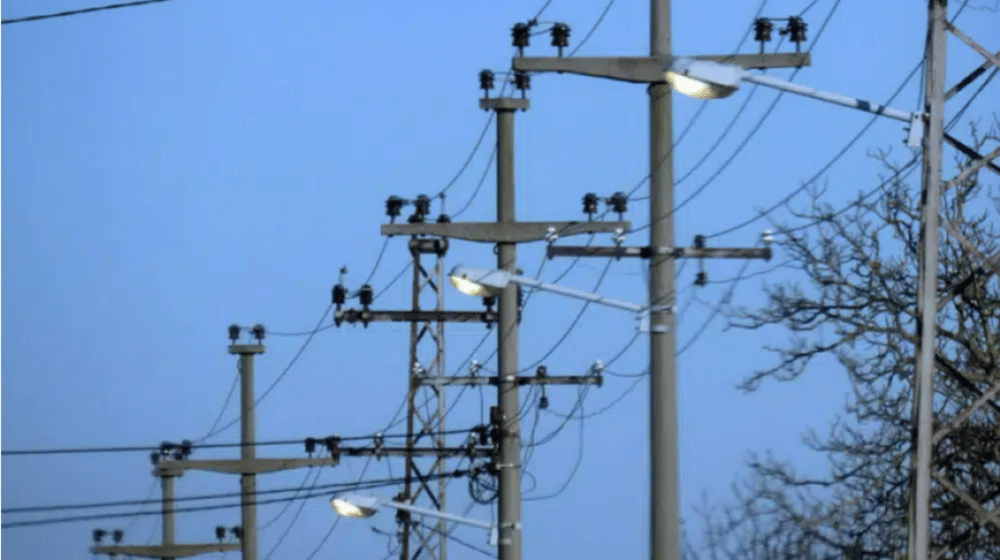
{"left": 664, "top": 57, "right": 925, "bottom": 147}
{"left": 330, "top": 494, "right": 499, "bottom": 546}
{"left": 449, "top": 264, "right": 670, "bottom": 331}
{"left": 450, "top": 265, "right": 647, "bottom": 313}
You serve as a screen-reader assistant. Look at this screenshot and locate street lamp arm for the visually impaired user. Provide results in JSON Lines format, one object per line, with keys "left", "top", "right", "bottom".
{"left": 386, "top": 500, "right": 495, "bottom": 531}
{"left": 511, "top": 274, "right": 646, "bottom": 313}
{"left": 739, "top": 71, "right": 917, "bottom": 123}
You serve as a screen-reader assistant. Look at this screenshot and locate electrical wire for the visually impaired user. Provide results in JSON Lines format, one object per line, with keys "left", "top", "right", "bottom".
{"left": 524, "top": 393, "right": 585, "bottom": 501}
{"left": 628, "top": 0, "right": 770, "bottom": 202}
{"left": 2, "top": 428, "right": 475, "bottom": 457}
{"left": 120, "top": 478, "right": 157, "bottom": 535}
{"left": 3, "top": 472, "right": 469, "bottom": 528}
{"left": 705, "top": 55, "right": 922, "bottom": 240}
{"left": 363, "top": 237, "right": 392, "bottom": 287}
{"left": 707, "top": 0, "right": 982, "bottom": 241}
{"left": 414, "top": 520, "right": 494, "bottom": 558}
{"left": 197, "top": 303, "right": 333, "bottom": 442}
{"left": 567, "top": 0, "right": 617, "bottom": 57}
{"left": 1, "top": 0, "right": 168, "bottom": 24}
{"left": 263, "top": 466, "right": 326, "bottom": 560}
{"left": 259, "top": 469, "right": 316, "bottom": 531}
{"left": 303, "top": 388, "right": 413, "bottom": 559}
{"left": 635, "top": 0, "right": 844, "bottom": 234}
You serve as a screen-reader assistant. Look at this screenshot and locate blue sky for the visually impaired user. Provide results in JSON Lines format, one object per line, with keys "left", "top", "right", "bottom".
{"left": 3, "top": 0, "right": 998, "bottom": 558}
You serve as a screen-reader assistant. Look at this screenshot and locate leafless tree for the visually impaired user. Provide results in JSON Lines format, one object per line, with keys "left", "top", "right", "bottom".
{"left": 691, "top": 120, "right": 1000, "bottom": 560}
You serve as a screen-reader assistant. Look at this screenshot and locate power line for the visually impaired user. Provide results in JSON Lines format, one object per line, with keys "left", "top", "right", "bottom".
{"left": 635, "top": 0, "right": 844, "bottom": 233}
{"left": 263, "top": 466, "right": 326, "bottom": 560}
{"left": 198, "top": 303, "right": 333, "bottom": 441}
{"left": 2, "top": 471, "right": 470, "bottom": 529}
{"left": 627, "top": 0, "right": 770, "bottom": 201}
{"left": 705, "top": 56, "right": 923, "bottom": 240}
{"left": 414, "top": 520, "right": 494, "bottom": 558}
{"left": 2, "top": 427, "right": 476, "bottom": 457}
{"left": 303, "top": 388, "right": 413, "bottom": 559}
{"left": 1, "top": 0, "right": 169, "bottom": 24}
{"left": 707, "top": 0, "right": 984, "bottom": 241}
{"left": 259, "top": 469, "right": 316, "bottom": 531}
{"left": 567, "top": 0, "right": 617, "bottom": 57}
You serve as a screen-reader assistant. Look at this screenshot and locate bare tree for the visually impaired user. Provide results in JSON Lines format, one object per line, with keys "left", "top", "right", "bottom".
{"left": 692, "top": 121, "right": 1000, "bottom": 560}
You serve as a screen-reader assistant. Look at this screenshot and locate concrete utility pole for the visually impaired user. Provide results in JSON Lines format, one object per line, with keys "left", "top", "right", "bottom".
{"left": 488, "top": 93, "right": 528, "bottom": 560}
{"left": 513, "top": 5, "right": 806, "bottom": 559}
{"left": 162, "top": 473, "right": 176, "bottom": 559}
{"left": 152, "top": 325, "right": 344, "bottom": 560}
{"left": 231, "top": 331, "right": 265, "bottom": 560}
{"left": 647, "top": 3, "right": 678, "bottom": 558}
{"left": 90, "top": 451, "right": 239, "bottom": 559}
{"left": 369, "top": 72, "right": 626, "bottom": 559}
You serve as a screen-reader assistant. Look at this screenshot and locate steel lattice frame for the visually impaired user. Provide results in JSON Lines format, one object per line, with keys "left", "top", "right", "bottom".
{"left": 399, "top": 237, "right": 449, "bottom": 560}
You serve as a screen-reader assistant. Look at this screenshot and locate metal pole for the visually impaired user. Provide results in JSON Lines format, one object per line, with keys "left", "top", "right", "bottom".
{"left": 402, "top": 248, "right": 421, "bottom": 560}
{"left": 161, "top": 474, "right": 175, "bottom": 560}
{"left": 650, "top": 1, "right": 680, "bottom": 560}
{"left": 435, "top": 250, "right": 448, "bottom": 560}
{"left": 495, "top": 103, "right": 522, "bottom": 560}
{"left": 910, "top": 1, "right": 947, "bottom": 559}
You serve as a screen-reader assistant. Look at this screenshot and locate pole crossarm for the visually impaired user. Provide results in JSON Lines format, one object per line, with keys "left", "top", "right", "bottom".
{"left": 943, "top": 134, "right": 1000, "bottom": 176}
{"left": 932, "top": 379, "right": 1000, "bottom": 445}
{"left": 944, "top": 21, "right": 1000, "bottom": 70}
{"left": 335, "top": 309, "right": 497, "bottom": 325}
{"left": 382, "top": 221, "right": 631, "bottom": 243}
{"left": 511, "top": 53, "right": 811, "bottom": 84}
{"left": 415, "top": 374, "right": 603, "bottom": 387}
{"left": 155, "top": 457, "right": 339, "bottom": 476}
{"left": 156, "top": 449, "right": 491, "bottom": 477}
{"left": 946, "top": 50, "right": 1000, "bottom": 100}
{"left": 90, "top": 543, "right": 240, "bottom": 558}
{"left": 546, "top": 244, "right": 772, "bottom": 260}
{"left": 932, "top": 472, "right": 1000, "bottom": 530}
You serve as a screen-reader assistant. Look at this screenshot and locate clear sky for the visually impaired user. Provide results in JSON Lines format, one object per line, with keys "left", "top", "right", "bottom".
{"left": 3, "top": 0, "right": 997, "bottom": 558}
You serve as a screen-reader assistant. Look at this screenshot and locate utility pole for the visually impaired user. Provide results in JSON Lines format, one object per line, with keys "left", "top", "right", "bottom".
{"left": 232, "top": 327, "right": 265, "bottom": 560}
{"left": 152, "top": 325, "right": 342, "bottom": 560}
{"left": 90, "top": 447, "right": 239, "bottom": 559}
{"left": 647, "top": 3, "right": 678, "bottom": 558}
{"left": 487, "top": 88, "right": 528, "bottom": 560}
{"left": 512, "top": 8, "right": 806, "bottom": 560}
{"left": 367, "top": 67, "right": 627, "bottom": 558}
{"left": 401, "top": 235, "right": 452, "bottom": 560}
{"left": 909, "top": 2, "right": 947, "bottom": 558}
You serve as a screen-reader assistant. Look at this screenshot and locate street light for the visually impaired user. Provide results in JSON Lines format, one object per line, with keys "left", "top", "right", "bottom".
{"left": 450, "top": 265, "right": 650, "bottom": 313}
{"left": 449, "top": 264, "right": 670, "bottom": 331}
{"left": 331, "top": 494, "right": 499, "bottom": 546}
{"left": 664, "top": 57, "right": 924, "bottom": 147}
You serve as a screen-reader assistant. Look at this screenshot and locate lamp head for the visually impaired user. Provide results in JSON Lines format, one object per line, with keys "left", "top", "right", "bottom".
{"left": 448, "top": 266, "right": 512, "bottom": 298}
{"left": 664, "top": 58, "right": 742, "bottom": 99}
{"left": 330, "top": 494, "right": 381, "bottom": 518}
